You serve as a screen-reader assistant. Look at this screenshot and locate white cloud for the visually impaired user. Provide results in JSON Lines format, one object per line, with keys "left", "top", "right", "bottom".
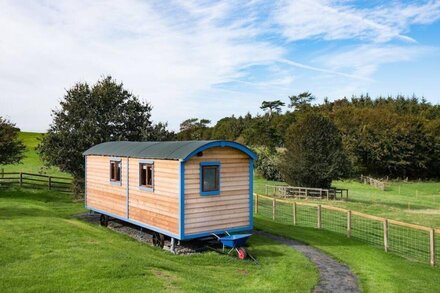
{"left": 317, "top": 45, "right": 434, "bottom": 78}
{"left": 0, "top": 0, "right": 283, "bottom": 131}
{"left": 0, "top": 0, "right": 438, "bottom": 132}
{"left": 274, "top": 0, "right": 440, "bottom": 42}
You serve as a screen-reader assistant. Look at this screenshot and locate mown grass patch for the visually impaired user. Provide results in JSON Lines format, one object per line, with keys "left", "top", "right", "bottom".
{"left": 255, "top": 216, "right": 440, "bottom": 293}
{"left": 0, "top": 188, "right": 318, "bottom": 292}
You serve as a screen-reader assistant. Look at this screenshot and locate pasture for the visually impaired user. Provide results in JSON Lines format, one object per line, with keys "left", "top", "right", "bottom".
{"left": 255, "top": 177, "right": 440, "bottom": 228}
{"left": 2, "top": 132, "right": 440, "bottom": 292}
{"left": 0, "top": 188, "right": 317, "bottom": 292}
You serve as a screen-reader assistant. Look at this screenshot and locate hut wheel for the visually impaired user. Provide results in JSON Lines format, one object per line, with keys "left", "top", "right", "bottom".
{"left": 153, "top": 232, "right": 165, "bottom": 248}
{"left": 100, "top": 214, "right": 109, "bottom": 227}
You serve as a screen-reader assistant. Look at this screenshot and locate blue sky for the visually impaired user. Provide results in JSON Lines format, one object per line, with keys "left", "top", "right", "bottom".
{"left": 0, "top": 0, "right": 439, "bottom": 132}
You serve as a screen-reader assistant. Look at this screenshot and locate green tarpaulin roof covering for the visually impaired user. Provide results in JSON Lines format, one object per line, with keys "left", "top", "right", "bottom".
{"left": 83, "top": 140, "right": 256, "bottom": 161}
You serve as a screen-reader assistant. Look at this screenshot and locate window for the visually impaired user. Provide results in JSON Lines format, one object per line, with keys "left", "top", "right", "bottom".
{"left": 110, "top": 160, "right": 121, "bottom": 184}
{"left": 139, "top": 162, "right": 154, "bottom": 191}
{"left": 200, "top": 162, "right": 220, "bottom": 196}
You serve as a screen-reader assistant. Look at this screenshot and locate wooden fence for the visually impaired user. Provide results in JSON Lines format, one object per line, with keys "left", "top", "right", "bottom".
{"left": 265, "top": 184, "right": 349, "bottom": 200}
{"left": 255, "top": 193, "right": 439, "bottom": 267}
{"left": 0, "top": 171, "right": 72, "bottom": 192}
{"left": 360, "top": 175, "right": 388, "bottom": 191}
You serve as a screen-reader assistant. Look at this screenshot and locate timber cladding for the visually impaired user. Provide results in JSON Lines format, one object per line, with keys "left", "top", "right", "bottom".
{"left": 184, "top": 147, "right": 250, "bottom": 235}
{"left": 86, "top": 156, "right": 127, "bottom": 217}
{"left": 128, "top": 158, "right": 179, "bottom": 235}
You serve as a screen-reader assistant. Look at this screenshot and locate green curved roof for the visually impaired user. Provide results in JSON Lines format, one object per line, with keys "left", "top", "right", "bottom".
{"left": 83, "top": 140, "right": 257, "bottom": 161}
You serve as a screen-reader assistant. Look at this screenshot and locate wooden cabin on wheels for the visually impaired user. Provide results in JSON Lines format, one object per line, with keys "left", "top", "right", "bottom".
{"left": 83, "top": 140, "right": 256, "bottom": 248}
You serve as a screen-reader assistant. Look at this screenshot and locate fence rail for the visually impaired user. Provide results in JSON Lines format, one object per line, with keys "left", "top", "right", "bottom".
{"left": 360, "top": 175, "right": 388, "bottom": 191}
{"left": 0, "top": 171, "right": 72, "bottom": 192}
{"left": 265, "top": 184, "right": 349, "bottom": 200}
{"left": 255, "top": 193, "right": 439, "bottom": 267}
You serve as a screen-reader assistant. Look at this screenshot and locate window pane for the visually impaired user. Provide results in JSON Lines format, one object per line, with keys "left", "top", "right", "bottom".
{"left": 147, "top": 165, "right": 153, "bottom": 187}
{"left": 203, "top": 166, "right": 218, "bottom": 192}
{"left": 110, "top": 162, "right": 115, "bottom": 180}
{"left": 140, "top": 164, "right": 147, "bottom": 186}
{"left": 116, "top": 162, "right": 121, "bottom": 181}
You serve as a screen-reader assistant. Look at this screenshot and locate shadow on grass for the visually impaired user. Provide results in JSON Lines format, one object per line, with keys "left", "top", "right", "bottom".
{"left": 0, "top": 206, "right": 55, "bottom": 219}
{"left": 0, "top": 187, "right": 75, "bottom": 203}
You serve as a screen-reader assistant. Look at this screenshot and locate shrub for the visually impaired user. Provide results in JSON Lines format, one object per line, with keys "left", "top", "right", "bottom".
{"left": 279, "top": 112, "right": 351, "bottom": 188}
{"left": 253, "top": 147, "right": 283, "bottom": 181}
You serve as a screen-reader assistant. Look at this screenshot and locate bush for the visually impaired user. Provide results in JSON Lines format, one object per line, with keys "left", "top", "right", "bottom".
{"left": 279, "top": 112, "right": 351, "bottom": 188}
{"left": 253, "top": 147, "right": 283, "bottom": 181}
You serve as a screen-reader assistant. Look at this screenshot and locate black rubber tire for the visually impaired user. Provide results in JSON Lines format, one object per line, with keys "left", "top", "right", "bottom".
{"left": 153, "top": 232, "right": 165, "bottom": 248}
{"left": 100, "top": 214, "right": 109, "bottom": 227}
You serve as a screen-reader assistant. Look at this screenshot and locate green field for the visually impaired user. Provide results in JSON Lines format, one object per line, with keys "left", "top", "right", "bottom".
{"left": 0, "top": 188, "right": 318, "bottom": 292}
{"left": 1, "top": 132, "right": 68, "bottom": 177}
{"left": 2, "top": 132, "right": 440, "bottom": 291}
{"left": 255, "top": 217, "right": 440, "bottom": 293}
{"left": 255, "top": 177, "right": 440, "bottom": 228}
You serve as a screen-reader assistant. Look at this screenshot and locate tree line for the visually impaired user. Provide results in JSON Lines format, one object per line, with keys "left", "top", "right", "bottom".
{"left": 2, "top": 76, "right": 439, "bottom": 192}
{"left": 176, "top": 93, "right": 440, "bottom": 182}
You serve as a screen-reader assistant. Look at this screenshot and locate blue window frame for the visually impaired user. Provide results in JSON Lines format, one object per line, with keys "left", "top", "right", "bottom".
{"left": 200, "top": 161, "right": 220, "bottom": 196}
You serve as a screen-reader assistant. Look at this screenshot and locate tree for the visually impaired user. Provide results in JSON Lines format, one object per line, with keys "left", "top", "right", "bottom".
{"left": 0, "top": 117, "right": 25, "bottom": 165}
{"left": 148, "top": 122, "right": 176, "bottom": 141}
{"left": 177, "top": 118, "right": 211, "bottom": 140}
{"left": 288, "top": 92, "right": 315, "bottom": 109}
{"left": 279, "top": 112, "right": 350, "bottom": 188}
{"left": 211, "top": 116, "right": 243, "bottom": 141}
{"left": 260, "top": 100, "right": 285, "bottom": 117}
{"left": 38, "top": 76, "right": 163, "bottom": 193}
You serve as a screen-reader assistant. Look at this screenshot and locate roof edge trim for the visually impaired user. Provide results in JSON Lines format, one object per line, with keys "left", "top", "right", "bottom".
{"left": 182, "top": 141, "right": 257, "bottom": 162}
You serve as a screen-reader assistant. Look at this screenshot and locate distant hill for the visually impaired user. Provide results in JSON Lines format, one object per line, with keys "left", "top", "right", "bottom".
{"left": 1, "top": 132, "right": 69, "bottom": 177}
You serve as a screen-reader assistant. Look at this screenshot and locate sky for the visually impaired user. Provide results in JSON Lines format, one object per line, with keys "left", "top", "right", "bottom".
{"left": 1, "top": 0, "right": 440, "bottom": 132}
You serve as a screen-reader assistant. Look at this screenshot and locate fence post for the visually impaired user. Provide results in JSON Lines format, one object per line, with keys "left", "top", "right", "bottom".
{"left": 326, "top": 190, "right": 329, "bottom": 200}
{"left": 272, "top": 198, "right": 276, "bottom": 221}
{"left": 317, "top": 205, "right": 321, "bottom": 229}
{"left": 293, "top": 202, "right": 297, "bottom": 225}
{"left": 347, "top": 210, "right": 352, "bottom": 238}
{"left": 383, "top": 219, "right": 389, "bottom": 252}
{"left": 19, "top": 172, "right": 23, "bottom": 187}
{"left": 1, "top": 168, "right": 3, "bottom": 178}
{"left": 255, "top": 194, "right": 259, "bottom": 214}
{"left": 430, "top": 229, "right": 436, "bottom": 267}
{"left": 48, "top": 176, "right": 52, "bottom": 190}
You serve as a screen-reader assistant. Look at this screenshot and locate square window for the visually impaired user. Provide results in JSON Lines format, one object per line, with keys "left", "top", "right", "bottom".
{"left": 110, "top": 160, "right": 121, "bottom": 183}
{"left": 200, "top": 162, "right": 220, "bottom": 195}
{"left": 139, "top": 163, "right": 154, "bottom": 190}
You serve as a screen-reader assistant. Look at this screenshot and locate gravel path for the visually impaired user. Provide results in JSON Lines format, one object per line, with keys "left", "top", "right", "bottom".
{"left": 254, "top": 230, "right": 359, "bottom": 293}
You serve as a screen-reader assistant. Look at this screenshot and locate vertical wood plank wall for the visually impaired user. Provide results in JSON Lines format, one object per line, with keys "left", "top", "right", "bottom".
{"left": 128, "top": 158, "right": 179, "bottom": 235}
{"left": 86, "top": 156, "right": 127, "bottom": 217}
{"left": 184, "top": 147, "right": 250, "bottom": 235}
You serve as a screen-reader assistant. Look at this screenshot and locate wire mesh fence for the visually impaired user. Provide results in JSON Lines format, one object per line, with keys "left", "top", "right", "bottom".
{"left": 321, "top": 208, "right": 347, "bottom": 235}
{"left": 351, "top": 214, "right": 384, "bottom": 249}
{"left": 388, "top": 223, "right": 430, "bottom": 263}
{"left": 255, "top": 193, "right": 439, "bottom": 268}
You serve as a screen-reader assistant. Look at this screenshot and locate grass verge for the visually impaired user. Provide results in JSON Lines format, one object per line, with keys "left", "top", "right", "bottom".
{"left": 0, "top": 188, "right": 318, "bottom": 292}
{"left": 255, "top": 216, "right": 440, "bottom": 293}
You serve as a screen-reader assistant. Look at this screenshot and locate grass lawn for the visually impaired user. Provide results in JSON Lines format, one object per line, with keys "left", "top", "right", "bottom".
{"left": 0, "top": 187, "right": 318, "bottom": 292}
{"left": 255, "top": 216, "right": 440, "bottom": 293}
{"left": 255, "top": 177, "right": 440, "bottom": 228}
{"left": 1, "top": 132, "right": 68, "bottom": 177}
